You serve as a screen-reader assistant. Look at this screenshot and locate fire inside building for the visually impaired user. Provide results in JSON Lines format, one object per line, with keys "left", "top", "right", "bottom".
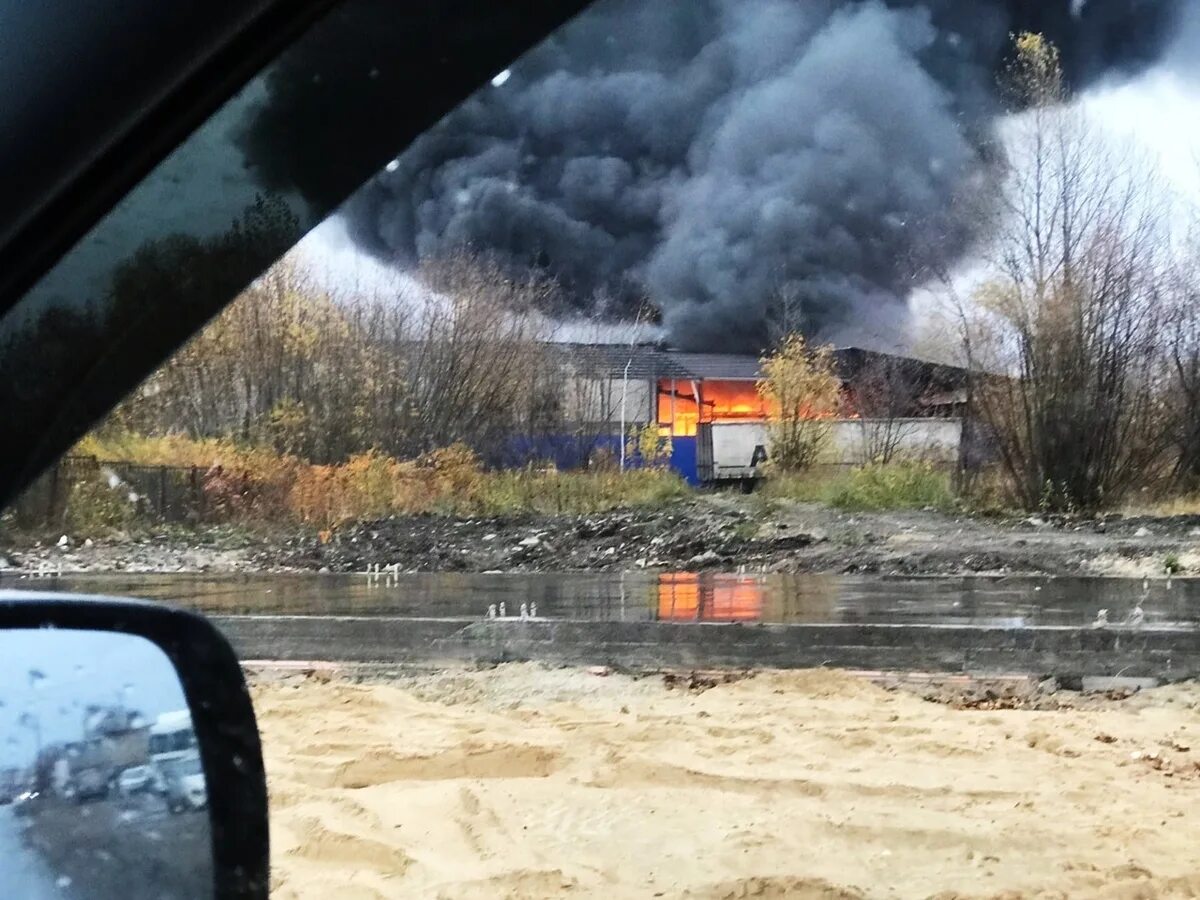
{"left": 533, "top": 344, "right": 971, "bottom": 485}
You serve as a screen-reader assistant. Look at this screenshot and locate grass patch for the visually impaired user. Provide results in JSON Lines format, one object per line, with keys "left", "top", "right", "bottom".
{"left": 757, "top": 470, "right": 834, "bottom": 504}
{"left": 1121, "top": 495, "right": 1200, "bottom": 517}
{"left": 762, "top": 462, "right": 956, "bottom": 512}
{"left": 827, "top": 462, "right": 955, "bottom": 512}
{"left": 472, "top": 467, "right": 689, "bottom": 517}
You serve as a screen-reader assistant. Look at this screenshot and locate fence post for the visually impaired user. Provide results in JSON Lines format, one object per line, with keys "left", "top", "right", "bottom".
{"left": 191, "top": 467, "right": 204, "bottom": 521}
{"left": 158, "top": 467, "right": 168, "bottom": 521}
{"left": 47, "top": 461, "right": 64, "bottom": 527}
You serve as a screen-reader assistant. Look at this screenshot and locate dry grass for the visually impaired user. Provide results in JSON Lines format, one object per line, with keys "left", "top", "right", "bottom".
{"left": 68, "top": 432, "right": 688, "bottom": 531}
{"left": 1119, "top": 495, "right": 1200, "bottom": 518}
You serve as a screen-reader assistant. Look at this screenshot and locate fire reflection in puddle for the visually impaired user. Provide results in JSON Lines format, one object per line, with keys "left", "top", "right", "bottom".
{"left": 654, "top": 572, "right": 840, "bottom": 623}
{"left": 656, "top": 573, "right": 764, "bottom": 622}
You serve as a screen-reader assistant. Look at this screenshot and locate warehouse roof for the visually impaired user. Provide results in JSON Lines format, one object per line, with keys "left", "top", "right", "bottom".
{"left": 554, "top": 343, "right": 682, "bottom": 379}
{"left": 555, "top": 343, "right": 760, "bottom": 380}
{"left": 552, "top": 343, "right": 968, "bottom": 386}
{"left": 666, "top": 352, "right": 763, "bottom": 379}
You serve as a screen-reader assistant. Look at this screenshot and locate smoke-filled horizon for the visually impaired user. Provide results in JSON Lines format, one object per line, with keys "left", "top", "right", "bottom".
{"left": 256, "top": 0, "right": 1185, "bottom": 352}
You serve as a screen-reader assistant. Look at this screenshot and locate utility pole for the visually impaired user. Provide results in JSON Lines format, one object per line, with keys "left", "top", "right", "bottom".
{"left": 618, "top": 302, "right": 653, "bottom": 472}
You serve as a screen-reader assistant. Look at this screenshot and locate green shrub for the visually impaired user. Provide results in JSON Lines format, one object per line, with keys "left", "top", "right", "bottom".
{"left": 826, "top": 462, "right": 955, "bottom": 512}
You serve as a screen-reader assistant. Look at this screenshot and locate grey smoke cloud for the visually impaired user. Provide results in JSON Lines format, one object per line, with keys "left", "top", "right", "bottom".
{"left": 328, "top": 0, "right": 1182, "bottom": 351}
{"left": 644, "top": 3, "right": 976, "bottom": 349}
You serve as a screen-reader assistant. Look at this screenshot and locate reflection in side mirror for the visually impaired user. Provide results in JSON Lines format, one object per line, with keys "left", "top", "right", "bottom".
{"left": 1, "top": 629, "right": 212, "bottom": 899}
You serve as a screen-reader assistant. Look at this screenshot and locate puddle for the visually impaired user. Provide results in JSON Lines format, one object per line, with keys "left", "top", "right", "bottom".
{"left": 4, "top": 571, "right": 1197, "bottom": 628}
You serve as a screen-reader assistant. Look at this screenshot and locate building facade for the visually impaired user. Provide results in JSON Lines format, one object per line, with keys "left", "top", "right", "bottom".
{"left": 538, "top": 343, "right": 970, "bottom": 483}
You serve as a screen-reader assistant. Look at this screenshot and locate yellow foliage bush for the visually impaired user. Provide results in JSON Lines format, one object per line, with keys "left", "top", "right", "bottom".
{"left": 68, "top": 431, "right": 687, "bottom": 529}
{"left": 626, "top": 423, "right": 672, "bottom": 468}
{"left": 757, "top": 334, "right": 840, "bottom": 472}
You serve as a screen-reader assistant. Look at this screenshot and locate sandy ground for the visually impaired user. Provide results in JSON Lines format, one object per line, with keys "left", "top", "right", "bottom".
{"left": 254, "top": 664, "right": 1200, "bottom": 900}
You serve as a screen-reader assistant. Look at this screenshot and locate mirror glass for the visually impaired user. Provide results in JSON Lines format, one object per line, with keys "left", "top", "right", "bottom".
{"left": 0, "top": 629, "right": 211, "bottom": 899}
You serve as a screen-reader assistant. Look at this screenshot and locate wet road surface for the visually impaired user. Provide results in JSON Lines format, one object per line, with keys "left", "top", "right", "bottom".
{"left": 0, "top": 805, "right": 69, "bottom": 899}
{"left": 8, "top": 571, "right": 1198, "bottom": 628}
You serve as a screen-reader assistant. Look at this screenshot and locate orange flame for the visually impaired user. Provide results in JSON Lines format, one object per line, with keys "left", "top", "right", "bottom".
{"left": 657, "top": 379, "right": 773, "bottom": 436}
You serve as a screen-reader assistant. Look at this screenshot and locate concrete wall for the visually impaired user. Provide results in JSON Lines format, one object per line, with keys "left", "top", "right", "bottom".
{"left": 828, "top": 418, "right": 961, "bottom": 465}
{"left": 561, "top": 374, "right": 653, "bottom": 426}
{"left": 215, "top": 615, "right": 1200, "bottom": 681}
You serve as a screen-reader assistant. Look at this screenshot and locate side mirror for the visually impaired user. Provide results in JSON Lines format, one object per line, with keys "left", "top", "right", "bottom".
{"left": 0, "top": 591, "right": 267, "bottom": 899}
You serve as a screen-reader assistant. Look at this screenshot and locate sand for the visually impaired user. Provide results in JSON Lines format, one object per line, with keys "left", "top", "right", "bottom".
{"left": 253, "top": 664, "right": 1200, "bottom": 899}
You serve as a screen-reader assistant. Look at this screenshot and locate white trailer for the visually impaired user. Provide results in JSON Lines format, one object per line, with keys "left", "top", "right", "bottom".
{"left": 697, "top": 421, "right": 770, "bottom": 485}
{"left": 697, "top": 417, "right": 963, "bottom": 485}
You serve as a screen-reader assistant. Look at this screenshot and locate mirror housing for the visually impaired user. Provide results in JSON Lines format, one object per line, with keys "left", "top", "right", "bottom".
{"left": 0, "top": 591, "right": 268, "bottom": 899}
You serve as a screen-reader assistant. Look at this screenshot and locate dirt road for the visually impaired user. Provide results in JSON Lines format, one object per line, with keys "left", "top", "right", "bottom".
{"left": 256, "top": 664, "right": 1200, "bottom": 899}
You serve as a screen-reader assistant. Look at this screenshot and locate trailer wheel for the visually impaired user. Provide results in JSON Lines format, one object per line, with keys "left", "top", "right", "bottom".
{"left": 739, "top": 479, "right": 757, "bottom": 495}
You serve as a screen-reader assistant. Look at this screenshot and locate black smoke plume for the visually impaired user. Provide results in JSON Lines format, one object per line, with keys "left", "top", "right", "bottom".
{"left": 241, "top": 0, "right": 1183, "bottom": 351}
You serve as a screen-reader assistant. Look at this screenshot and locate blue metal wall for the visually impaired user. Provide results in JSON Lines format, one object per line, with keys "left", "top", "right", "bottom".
{"left": 500, "top": 432, "right": 698, "bottom": 483}
{"left": 669, "top": 436, "right": 699, "bottom": 485}
{"left": 498, "top": 434, "right": 624, "bottom": 470}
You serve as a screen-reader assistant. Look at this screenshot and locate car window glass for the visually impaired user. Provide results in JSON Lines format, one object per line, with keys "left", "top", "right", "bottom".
{"left": 0, "top": 0, "right": 588, "bottom": 506}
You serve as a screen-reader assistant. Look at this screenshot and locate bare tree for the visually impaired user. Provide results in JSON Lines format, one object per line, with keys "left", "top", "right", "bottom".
{"left": 1161, "top": 236, "right": 1200, "bottom": 491}
{"left": 618, "top": 300, "right": 656, "bottom": 471}
{"left": 843, "top": 356, "right": 920, "bottom": 464}
{"left": 950, "top": 33, "right": 1172, "bottom": 512}
{"left": 386, "top": 250, "right": 555, "bottom": 458}
{"left": 110, "top": 248, "right": 557, "bottom": 464}
{"left": 765, "top": 278, "right": 805, "bottom": 349}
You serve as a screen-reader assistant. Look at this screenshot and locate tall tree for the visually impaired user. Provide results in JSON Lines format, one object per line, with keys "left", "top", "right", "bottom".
{"left": 954, "top": 33, "right": 1171, "bottom": 511}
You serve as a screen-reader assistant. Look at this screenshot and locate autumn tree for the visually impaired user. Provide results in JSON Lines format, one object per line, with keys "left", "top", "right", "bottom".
{"left": 115, "top": 259, "right": 362, "bottom": 459}
{"left": 757, "top": 334, "right": 841, "bottom": 471}
{"left": 110, "top": 247, "right": 557, "bottom": 464}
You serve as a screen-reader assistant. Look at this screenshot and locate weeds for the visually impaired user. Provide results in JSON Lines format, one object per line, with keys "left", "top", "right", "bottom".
{"left": 828, "top": 462, "right": 955, "bottom": 512}
{"left": 62, "top": 477, "right": 139, "bottom": 534}
{"left": 51, "top": 434, "right": 690, "bottom": 533}
{"left": 1163, "top": 552, "right": 1183, "bottom": 575}
{"left": 761, "top": 462, "right": 955, "bottom": 512}
{"left": 39, "top": 432, "right": 954, "bottom": 536}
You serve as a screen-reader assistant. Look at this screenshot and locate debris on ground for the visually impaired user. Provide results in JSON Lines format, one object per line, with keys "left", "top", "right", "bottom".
{"left": 9, "top": 497, "right": 1200, "bottom": 576}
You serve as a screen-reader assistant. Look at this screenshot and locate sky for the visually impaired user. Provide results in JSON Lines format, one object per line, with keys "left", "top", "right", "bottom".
{"left": 906, "top": 20, "right": 1200, "bottom": 355}
{"left": 0, "top": 629, "right": 187, "bottom": 770}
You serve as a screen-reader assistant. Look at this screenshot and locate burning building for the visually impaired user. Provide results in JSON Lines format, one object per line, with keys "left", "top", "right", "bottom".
{"left": 541, "top": 343, "right": 970, "bottom": 484}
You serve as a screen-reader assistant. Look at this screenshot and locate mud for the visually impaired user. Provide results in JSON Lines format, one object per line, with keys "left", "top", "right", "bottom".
{"left": 5, "top": 497, "right": 1200, "bottom": 577}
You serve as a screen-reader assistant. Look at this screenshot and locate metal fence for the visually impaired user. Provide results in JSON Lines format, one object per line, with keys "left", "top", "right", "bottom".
{"left": 10, "top": 456, "right": 209, "bottom": 528}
